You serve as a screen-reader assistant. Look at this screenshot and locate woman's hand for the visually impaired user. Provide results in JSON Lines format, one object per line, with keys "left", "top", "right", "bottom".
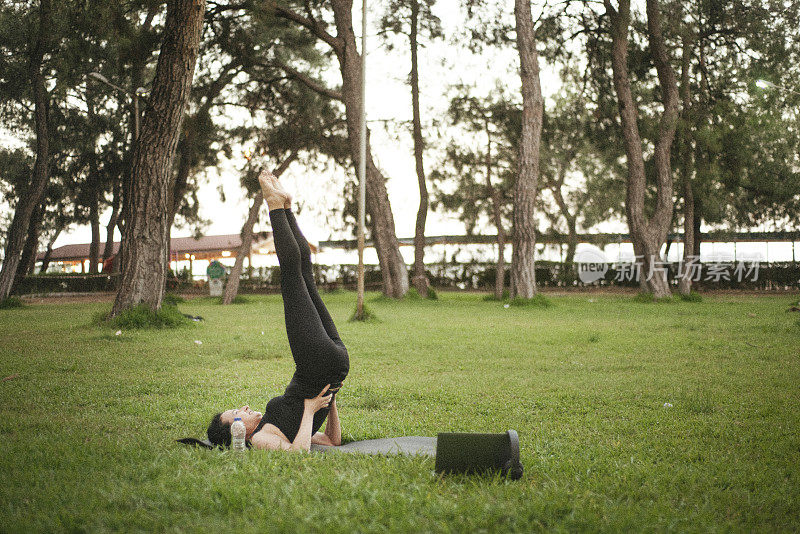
{"left": 304, "top": 384, "right": 332, "bottom": 413}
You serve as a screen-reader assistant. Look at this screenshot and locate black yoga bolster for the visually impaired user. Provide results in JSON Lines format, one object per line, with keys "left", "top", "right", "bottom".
{"left": 434, "top": 430, "right": 523, "bottom": 480}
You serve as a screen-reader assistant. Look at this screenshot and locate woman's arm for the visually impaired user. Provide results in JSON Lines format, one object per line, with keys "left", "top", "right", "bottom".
{"left": 289, "top": 385, "right": 332, "bottom": 452}
{"left": 324, "top": 396, "right": 341, "bottom": 445}
{"left": 288, "top": 403, "right": 317, "bottom": 451}
{"left": 311, "top": 397, "right": 341, "bottom": 446}
{"left": 249, "top": 385, "right": 332, "bottom": 452}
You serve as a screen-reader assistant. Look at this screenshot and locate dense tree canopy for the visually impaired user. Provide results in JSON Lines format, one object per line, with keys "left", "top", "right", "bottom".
{"left": 1, "top": 0, "right": 797, "bottom": 302}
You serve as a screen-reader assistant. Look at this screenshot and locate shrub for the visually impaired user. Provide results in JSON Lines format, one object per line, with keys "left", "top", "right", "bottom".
{"left": 404, "top": 288, "right": 423, "bottom": 300}
{"left": 427, "top": 286, "right": 438, "bottom": 300}
{"left": 349, "top": 303, "right": 379, "bottom": 322}
{"left": 0, "top": 296, "right": 23, "bottom": 309}
{"left": 96, "top": 304, "right": 193, "bottom": 329}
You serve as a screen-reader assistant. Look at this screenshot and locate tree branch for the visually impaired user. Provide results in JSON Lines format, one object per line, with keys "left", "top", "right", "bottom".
{"left": 267, "top": 1, "right": 343, "bottom": 53}
{"left": 270, "top": 61, "right": 343, "bottom": 101}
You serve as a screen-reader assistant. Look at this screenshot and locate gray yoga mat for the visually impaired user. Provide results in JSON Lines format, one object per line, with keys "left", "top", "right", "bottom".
{"left": 310, "top": 436, "right": 436, "bottom": 456}
{"left": 177, "top": 436, "right": 435, "bottom": 456}
{"left": 177, "top": 431, "right": 522, "bottom": 479}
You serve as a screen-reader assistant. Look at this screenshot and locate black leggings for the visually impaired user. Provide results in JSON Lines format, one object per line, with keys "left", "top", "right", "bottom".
{"left": 268, "top": 208, "right": 349, "bottom": 397}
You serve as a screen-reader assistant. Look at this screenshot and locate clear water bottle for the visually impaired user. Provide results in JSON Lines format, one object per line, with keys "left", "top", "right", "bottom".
{"left": 231, "top": 417, "right": 246, "bottom": 451}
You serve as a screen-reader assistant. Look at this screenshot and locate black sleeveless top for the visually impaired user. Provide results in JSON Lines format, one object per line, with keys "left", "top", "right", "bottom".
{"left": 252, "top": 376, "right": 342, "bottom": 443}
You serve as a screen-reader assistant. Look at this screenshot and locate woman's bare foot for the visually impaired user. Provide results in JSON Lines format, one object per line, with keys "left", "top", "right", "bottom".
{"left": 268, "top": 173, "right": 293, "bottom": 210}
{"left": 258, "top": 169, "right": 289, "bottom": 211}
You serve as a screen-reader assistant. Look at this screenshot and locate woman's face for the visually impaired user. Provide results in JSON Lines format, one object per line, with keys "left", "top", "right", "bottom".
{"left": 220, "top": 405, "right": 262, "bottom": 436}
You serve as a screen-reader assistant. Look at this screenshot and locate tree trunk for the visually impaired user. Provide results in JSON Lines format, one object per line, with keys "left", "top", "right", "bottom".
{"left": 103, "top": 180, "right": 120, "bottom": 263}
{"left": 163, "top": 135, "right": 192, "bottom": 289}
{"left": 222, "top": 191, "right": 263, "bottom": 305}
{"left": 39, "top": 223, "right": 62, "bottom": 274}
{"left": 409, "top": 0, "right": 430, "bottom": 297}
{"left": 484, "top": 124, "right": 505, "bottom": 300}
{"left": 511, "top": 0, "right": 544, "bottom": 299}
{"left": 117, "top": 5, "right": 158, "bottom": 278}
{"left": 677, "top": 33, "right": 695, "bottom": 296}
{"left": 89, "top": 184, "right": 101, "bottom": 273}
{"left": 692, "top": 199, "right": 702, "bottom": 258}
{"left": 329, "top": 0, "right": 409, "bottom": 298}
{"left": 169, "top": 140, "right": 191, "bottom": 231}
{"left": 11, "top": 202, "right": 45, "bottom": 295}
{"left": 550, "top": 170, "right": 578, "bottom": 280}
{"left": 565, "top": 216, "right": 577, "bottom": 267}
{"left": 86, "top": 83, "right": 102, "bottom": 274}
{"left": 111, "top": 0, "right": 206, "bottom": 316}
{"left": 605, "top": 0, "right": 679, "bottom": 298}
{"left": 0, "top": 0, "right": 52, "bottom": 301}
{"left": 223, "top": 154, "right": 296, "bottom": 305}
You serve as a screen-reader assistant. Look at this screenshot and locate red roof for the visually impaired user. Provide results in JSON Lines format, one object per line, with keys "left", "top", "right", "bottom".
{"left": 36, "top": 232, "right": 280, "bottom": 262}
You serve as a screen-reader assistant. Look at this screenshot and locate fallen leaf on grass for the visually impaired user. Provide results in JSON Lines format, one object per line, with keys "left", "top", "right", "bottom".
{"left": 2, "top": 374, "right": 20, "bottom": 382}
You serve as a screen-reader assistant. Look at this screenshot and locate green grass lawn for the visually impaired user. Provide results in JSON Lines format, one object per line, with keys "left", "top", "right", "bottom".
{"left": 1, "top": 291, "right": 799, "bottom": 532}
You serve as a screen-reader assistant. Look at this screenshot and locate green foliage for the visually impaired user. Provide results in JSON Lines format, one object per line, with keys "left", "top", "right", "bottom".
{"left": 509, "top": 294, "right": 553, "bottom": 308}
{"left": 0, "top": 296, "right": 23, "bottom": 309}
{"left": 404, "top": 287, "right": 423, "bottom": 300}
{"left": 426, "top": 286, "right": 438, "bottom": 300}
{"left": 95, "top": 304, "right": 193, "bottom": 329}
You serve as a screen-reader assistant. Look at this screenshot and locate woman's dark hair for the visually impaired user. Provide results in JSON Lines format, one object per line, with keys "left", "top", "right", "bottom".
{"left": 207, "top": 412, "right": 231, "bottom": 447}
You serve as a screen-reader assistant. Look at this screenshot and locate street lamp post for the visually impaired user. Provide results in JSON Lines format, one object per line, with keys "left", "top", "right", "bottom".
{"left": 356, "top": 0, "right": 368, "bottom": 320}
{"left": 88, "top": 72, "right": 147, "bottom": 140}
{"left": 87, "top": 72, "right": 147, "bottom": 276}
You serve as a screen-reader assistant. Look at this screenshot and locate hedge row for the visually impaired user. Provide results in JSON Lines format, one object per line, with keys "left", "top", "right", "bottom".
{"left": 15, "top": 261, "right": 800, "bottom": 294}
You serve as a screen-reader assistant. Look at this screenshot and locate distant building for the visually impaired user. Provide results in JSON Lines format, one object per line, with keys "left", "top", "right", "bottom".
{"left": 35, "top": 232, "right": 318, "bottom": 275}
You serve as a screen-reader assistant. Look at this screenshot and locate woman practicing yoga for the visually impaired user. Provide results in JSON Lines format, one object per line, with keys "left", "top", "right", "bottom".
{"left": 206, "top": 168, "right": 349, "bottom": 451}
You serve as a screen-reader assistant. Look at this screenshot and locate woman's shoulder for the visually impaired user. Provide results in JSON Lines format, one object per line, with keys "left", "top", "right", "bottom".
{"left": 250, "top": 423, "right": 291, "bottom": 450}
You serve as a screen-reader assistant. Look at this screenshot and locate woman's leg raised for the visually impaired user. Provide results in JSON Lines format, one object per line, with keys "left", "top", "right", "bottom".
{"left": 269, "top": 207, "right": 339, "bottom": 377}
{"left": 284, "top": 209, "right": 342, "bottom": 344}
